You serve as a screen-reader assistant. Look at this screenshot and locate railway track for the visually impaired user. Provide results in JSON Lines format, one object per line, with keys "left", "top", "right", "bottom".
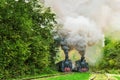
{"left": 90, "top": 73, "right": 118, "bottom": 80}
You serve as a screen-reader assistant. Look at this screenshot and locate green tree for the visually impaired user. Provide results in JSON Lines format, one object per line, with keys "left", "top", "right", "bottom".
{"left": 99, "top": 37, "right": 120, "bottom": 70}
{"left": 0, "top": 0, "right": 56, "bottom": 79}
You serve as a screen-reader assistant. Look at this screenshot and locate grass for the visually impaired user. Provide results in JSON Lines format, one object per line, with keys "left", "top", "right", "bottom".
{"left": 11, "top": 72, "right": 120, "bottom": 80}
{"left": 36, "top": 72, "right": 91, "bottom": 80}
{"left": 115, "top": 76, "right": 120, "bottom": 80}
{"left": 12, "top": 71, "right": 58, "bottom": 80}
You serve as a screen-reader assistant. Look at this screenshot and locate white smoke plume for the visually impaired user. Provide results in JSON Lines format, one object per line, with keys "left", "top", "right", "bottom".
{"left": 44, "top": 0, "right": 120, "bottom": 64}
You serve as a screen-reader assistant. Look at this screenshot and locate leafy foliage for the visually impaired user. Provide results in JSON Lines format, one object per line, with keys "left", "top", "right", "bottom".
{"left": 0, "top": 0, "right": 56, "bottom": 79}
{"left": 99, "top": 37, "right": 120, "bottom": 70}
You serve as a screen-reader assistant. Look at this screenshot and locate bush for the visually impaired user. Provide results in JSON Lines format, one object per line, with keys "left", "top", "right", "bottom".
{"left": 0, "top": 0, "right": 56, "bottom": 79}
{"left": 99, "top": 37, "right": 120, "bottom": 71}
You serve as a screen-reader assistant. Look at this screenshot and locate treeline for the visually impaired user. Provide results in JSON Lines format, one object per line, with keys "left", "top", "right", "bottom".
{"left": 0, "top": 0, "right": 57, "bottom": 79}
{"left": 93, "top": 37, "right": 120, "bottom": 73}
{"left": 99, "top": 37, "right": 120, "bottom": 70}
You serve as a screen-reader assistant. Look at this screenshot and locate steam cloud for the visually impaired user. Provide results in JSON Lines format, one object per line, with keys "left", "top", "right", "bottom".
{"left": 44, "top": 0, "right": 120, "bottom": 64}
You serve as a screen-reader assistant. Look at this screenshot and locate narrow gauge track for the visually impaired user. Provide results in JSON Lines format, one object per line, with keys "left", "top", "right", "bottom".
{"left": 22, "top": 72, "right": 73, "bottom": 80}
{"left": 90, "top": 73, "right": 118, "bottom": 80}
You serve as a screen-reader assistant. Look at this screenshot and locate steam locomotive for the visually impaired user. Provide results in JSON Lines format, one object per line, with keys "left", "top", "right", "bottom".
{"left": 57, "top": 57, "right": 89, "bottom": 72}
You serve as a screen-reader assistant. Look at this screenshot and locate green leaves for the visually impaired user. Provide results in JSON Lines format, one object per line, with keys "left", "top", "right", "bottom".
{"left": 99, "top": 37, "right": 120, "bottom": 69}
{"left": 0, "top": 0, "right": 56, "bottom": 79}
